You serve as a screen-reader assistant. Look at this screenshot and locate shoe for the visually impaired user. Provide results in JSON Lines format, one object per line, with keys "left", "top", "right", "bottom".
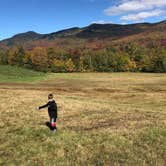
{"left": 52, "top": 129, "right": 57, "bottom": 133}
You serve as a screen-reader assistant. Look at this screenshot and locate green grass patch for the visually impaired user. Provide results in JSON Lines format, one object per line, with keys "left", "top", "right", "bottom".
{"left": 0, "top": 65, "right": 48, "bottom": 83}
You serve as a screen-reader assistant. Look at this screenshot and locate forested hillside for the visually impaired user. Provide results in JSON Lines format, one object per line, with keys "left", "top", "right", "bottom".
{"left": 0, "top": 20, "right": 166, "bottom": 72}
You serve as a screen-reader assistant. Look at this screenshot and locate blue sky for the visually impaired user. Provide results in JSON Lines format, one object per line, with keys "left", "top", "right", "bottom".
{"left": 0, "top": 0, "right": 166, "bottom": 40}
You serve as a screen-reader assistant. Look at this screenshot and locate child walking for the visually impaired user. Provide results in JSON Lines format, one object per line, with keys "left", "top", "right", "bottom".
{"left": 38, "top": 94, "right": 58, "bottom": 132}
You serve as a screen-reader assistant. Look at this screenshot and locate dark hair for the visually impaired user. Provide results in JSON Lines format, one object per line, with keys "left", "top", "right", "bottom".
{"left": 48, "top": 93, "right": 54, "bottom": 99}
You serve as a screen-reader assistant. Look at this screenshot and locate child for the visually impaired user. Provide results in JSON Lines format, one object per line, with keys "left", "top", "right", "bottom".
{"left": 38, "top": 94, "right": 58, "bottom": 132}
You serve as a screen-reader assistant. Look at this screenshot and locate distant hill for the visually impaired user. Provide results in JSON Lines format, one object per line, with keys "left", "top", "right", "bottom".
{"left": 1, "top": 31, "right": 42, "bottom": 47}
{"left": 0, "top": 20, "right": 166, "bottom": 49}
{"left": 76, "top": 23, "right": 150, "bottom": 38}
{"left": 42, "top": 27, "right": 81, "bottom": 39}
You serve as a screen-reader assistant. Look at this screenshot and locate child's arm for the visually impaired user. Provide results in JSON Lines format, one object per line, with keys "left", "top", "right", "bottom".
{"left": 39, "top": 102, "right": 49, "bottom": 110}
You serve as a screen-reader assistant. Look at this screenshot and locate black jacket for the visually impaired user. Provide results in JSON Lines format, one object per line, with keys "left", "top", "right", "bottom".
{"left": 39, "top": 100, "right": 57, "bottom": 118}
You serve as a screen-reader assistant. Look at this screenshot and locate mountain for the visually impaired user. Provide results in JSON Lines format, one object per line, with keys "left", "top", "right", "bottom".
{"left": 42, "top": 27, "right": 81, "bottom": 39}
{"left": 0, "top": 20, "right": 166, "bottom": 49}
{"left": 76, "top": 23, "right": 150, "bottom": 38}
{"left": 1, "top": 31, "right": 43, "bottom": 46}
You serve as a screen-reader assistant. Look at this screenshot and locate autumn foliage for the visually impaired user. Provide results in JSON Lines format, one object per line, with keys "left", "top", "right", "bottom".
{"left": 0, "top": 43, "right": 166, "bottom": 72}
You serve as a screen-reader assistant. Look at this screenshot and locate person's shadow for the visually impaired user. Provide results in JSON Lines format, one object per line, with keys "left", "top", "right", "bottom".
{"left": 45, "top": 121, "right": 53, "bottom": 131}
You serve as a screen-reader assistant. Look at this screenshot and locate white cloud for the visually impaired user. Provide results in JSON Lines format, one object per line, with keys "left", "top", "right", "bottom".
{"left": 121, "top": 22, "right": 128, "bottom": 25}
{"left": 92, "top": 20, "right": 113, "bottom": 24}
{"left": 104, "top": 0, "right": 166, "bottom": 16}
{"left": 121, "top": 9, "right": 165, "bottom": 21}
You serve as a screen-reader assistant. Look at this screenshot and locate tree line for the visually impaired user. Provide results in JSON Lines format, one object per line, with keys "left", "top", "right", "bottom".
{"left": 0, "top": 43, "right": 166, "bottom": 72}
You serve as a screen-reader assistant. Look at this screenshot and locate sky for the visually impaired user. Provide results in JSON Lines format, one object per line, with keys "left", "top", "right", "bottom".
{"left": 0, "top": 0, "right": 166, "bottom": 40}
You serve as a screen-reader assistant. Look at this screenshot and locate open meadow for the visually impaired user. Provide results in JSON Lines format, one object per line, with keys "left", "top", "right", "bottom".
{"left": 0, "top": 65, "right": 166, "bottom": 166}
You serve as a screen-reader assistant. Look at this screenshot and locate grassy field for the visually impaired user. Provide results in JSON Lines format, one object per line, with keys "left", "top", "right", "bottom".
{"left": 0, "top": 66, "right": 166, "bottom": 166}
{"left": 0, "top": 65, "right": 48, "bottom": 83}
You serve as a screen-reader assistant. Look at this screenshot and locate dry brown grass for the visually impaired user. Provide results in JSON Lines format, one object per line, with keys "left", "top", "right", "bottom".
{"left": 0, "top": 73, "right": 166, "bottom": 166}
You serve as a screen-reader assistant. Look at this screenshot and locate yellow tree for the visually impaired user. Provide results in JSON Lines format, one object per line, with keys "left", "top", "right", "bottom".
{"left": 65, "top": 58, "right": 75, "bottom": 72}
{"left": 52, "top": 59, "right": 65, "bottom": 72}
{"left": 30, "top": 47, "right": 49, "bottom": 71}
{"left": 8, "top": 47, "right": 18, "bottom": 65}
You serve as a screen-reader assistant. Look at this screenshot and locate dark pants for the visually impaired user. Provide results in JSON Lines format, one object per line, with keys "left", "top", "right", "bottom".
{"left": 48, "top": 111, "right": 57, "bottom": 130}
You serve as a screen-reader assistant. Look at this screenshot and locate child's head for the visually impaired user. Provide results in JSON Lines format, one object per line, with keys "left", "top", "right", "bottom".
{"left": 48, "top": 93, "right": 54, "bottom": 100}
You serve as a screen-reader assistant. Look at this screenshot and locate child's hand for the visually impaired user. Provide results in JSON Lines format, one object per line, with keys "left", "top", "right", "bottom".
{"left": 36, "top": 107, "right": 40, "bottom": 111}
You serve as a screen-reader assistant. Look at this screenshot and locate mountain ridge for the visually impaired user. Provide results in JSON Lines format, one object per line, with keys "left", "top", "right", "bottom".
{"left": 0, "top": 19, "right": 166, "bottom": 48}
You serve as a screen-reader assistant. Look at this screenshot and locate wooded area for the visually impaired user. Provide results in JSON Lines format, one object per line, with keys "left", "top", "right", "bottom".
{"left": 0, "top": 43, "right": 166, "bottom": 72}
